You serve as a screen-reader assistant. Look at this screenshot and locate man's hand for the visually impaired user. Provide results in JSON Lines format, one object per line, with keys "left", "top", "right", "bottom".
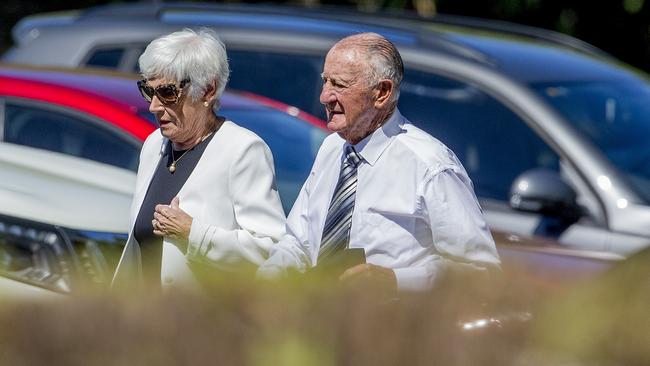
{"left": 152, "top": 197, "right": 192, "bottom": 246}
{"left": 339, "top": 263, "right": 398, "bottom": 293}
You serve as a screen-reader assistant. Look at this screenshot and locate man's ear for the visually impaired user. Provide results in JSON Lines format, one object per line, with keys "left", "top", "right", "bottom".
{"left": 374, "top": 79, "right": 394, "bottom": 108}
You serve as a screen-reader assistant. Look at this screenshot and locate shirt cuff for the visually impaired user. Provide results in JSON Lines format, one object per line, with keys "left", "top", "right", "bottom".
{"left": 256, "top": 263, "right": 287, "bottom": 280}
{"left": 393, "top": 266, "right": 436, "bottom": 292}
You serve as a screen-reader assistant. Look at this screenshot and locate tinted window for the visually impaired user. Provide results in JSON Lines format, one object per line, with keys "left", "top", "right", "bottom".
{"left": 398, "top": 70, "right": 559, "bottom": 201}
{"left": 222, "top": 109, "right": 328, "bottom": 212}
{"left": 131, "top": 46, "right": 147, "bottom": 73}
{"left": 4, "top": 103, "right": 140, "bottom": 171}
{"left": 228, "top": 50, "right": 325, "bottom": 119}
{"left": 532, "top": 81, "right": 650, "bottom": 204}
{"left": 85, "top": 48, "right": 125, "bottom": 69}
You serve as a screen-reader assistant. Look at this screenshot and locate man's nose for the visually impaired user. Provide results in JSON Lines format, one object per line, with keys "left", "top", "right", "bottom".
{"left": 320, "top": 86, "right": 336, "bottom": 105}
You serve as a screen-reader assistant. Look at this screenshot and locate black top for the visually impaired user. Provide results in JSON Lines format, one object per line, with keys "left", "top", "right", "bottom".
{"left": 133, "top": 132, "right": 215, "bottom": 282}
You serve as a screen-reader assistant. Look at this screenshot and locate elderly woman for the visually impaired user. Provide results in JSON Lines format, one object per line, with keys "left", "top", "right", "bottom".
{"left": 112, "top": 29, "right": 286, "bottom": 290}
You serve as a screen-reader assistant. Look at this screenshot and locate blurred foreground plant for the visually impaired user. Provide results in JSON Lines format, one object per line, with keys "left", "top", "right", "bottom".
{"left": 0, "top": 254, "right": 647, "bottom": 366}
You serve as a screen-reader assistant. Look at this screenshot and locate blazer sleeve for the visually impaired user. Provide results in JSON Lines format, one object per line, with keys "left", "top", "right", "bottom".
{"left": 185, "top": 138, "right": 286, "bottom": 271}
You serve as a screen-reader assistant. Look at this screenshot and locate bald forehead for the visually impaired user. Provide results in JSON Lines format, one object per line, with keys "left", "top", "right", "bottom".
{"left": 326, "top": 34, "right": 379, "bottom": 65}
{"left": 323, "top": 46, "right": 365, "bottom": 82}
{"left": 323, "top": 33, "right": 394, "bottom": 84}
{"left": 326, "top": 45, "right": 362, "bottom": 63}
{"left": 334, "top": 33, "right": 385, "bottom": 49}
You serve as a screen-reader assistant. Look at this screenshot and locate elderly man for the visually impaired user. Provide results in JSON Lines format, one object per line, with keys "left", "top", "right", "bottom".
{"left": 258, "top": 33, "right": 500, "bottom": 291}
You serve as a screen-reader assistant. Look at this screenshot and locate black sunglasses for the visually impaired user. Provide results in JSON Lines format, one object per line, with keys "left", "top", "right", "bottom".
{"left": 137, "top": 79, "right": 190, "bottom": 105}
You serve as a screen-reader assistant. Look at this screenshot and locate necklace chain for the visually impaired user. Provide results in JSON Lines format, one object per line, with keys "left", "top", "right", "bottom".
{"left": 168, "top": 131, "right": 214, "bottom": 173}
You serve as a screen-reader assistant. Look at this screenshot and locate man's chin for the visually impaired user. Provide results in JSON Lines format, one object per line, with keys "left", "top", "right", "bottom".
{"left": 327, "top": 119, "right": 345, "bottom": 131}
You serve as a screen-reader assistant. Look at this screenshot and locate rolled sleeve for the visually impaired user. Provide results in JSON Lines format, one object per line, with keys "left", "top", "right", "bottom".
{"left": 396, "top": 167, "right": 499, "bottom": 291}
{"left": 423, "top": 168, "right": 500, "bottom": 267}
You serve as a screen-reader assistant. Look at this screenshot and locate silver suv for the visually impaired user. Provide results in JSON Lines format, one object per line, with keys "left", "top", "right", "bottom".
{"left": 4, "top": 3, "right": 650, "bottom": 255}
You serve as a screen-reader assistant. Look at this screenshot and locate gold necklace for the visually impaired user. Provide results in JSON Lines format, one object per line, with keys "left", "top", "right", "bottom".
{"left": 169, "top": 148, "right": 191, "bottom": 173}
{"left": 168, "top": 131, "right": 214, "bottom": 173}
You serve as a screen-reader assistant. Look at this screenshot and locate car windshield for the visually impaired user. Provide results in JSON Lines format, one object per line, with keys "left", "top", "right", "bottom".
{"left": 531, "top": 80, "right": 650, "bottom": 204}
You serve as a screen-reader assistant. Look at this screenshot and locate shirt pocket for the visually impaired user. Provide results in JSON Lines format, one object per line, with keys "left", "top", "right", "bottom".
{"left": 356, "top": 211, "right": 416, "bottom": 262}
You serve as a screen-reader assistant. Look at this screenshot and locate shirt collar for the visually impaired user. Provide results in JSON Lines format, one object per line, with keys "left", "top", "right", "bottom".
{"left": 347, "top": 109, "right": 405, "bottom": 166}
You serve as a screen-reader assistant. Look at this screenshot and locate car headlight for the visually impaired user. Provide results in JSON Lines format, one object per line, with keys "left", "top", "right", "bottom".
{"left": 0, "top": 214, "right": 127, "bottom": 294}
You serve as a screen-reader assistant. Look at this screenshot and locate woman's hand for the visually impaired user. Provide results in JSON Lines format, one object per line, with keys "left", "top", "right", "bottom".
{"left": 152, "top": 197, "right": 192, "bottom": 245}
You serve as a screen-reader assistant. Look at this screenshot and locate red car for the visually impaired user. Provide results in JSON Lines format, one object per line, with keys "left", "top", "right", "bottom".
{"left": 0, "top": 65, "right": 329, "bottom": 296}
{"left": 0, "top": 65, "right": 329, "bottom": 212}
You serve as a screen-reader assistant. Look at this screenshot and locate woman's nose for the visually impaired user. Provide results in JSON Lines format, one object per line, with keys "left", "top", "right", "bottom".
{"left": 149, "top": 95, "right": 164, "bottom": 113}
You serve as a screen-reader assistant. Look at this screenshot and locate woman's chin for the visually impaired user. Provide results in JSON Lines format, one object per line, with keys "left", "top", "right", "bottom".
{"left": 158, "top": 125, "right": 177, "bottom": 139}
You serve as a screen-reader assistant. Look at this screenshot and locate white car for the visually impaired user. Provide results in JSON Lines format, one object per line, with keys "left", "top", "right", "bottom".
{"left": 0, "top": 148, "right": 133, "bottom": 298}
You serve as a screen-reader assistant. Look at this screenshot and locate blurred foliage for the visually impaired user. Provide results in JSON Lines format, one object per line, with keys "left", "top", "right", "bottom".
{"left": 0, "top": 254, "right": 648, "bottom": 366}
{"left": 436, "top": 0, "right": 650, "bottom": 72}
{"left": 530, "top": 248, "right": 650, "bottom": 366}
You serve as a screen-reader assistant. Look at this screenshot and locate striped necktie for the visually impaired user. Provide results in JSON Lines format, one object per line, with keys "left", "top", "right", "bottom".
{"left": 318, "top": 145, "right": 362, "bottom": 263}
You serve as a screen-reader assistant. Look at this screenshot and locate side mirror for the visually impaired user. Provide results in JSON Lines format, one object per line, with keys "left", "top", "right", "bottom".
{"left": 509, "top": 169, "right": 582, "bottom": 221}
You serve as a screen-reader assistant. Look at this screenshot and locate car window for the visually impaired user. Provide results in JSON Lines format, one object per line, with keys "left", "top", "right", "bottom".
{"left": 128, "top": 48, "right": 327, "bottom": 119}
{"left": 131, "top": 46, "right": 147, "bottom": 73}
{"left": 228, "top": 50, "right": 326, "bottom": 119}
{"left": 3, "top": 102, "right": 140, "bottom": 171}
{"left": 221, "top": 109, "right": 328, "bottom": 213}
{"left": 398, "top": 69, "right": 560, "bottom": 202}
{"left": 85, "top": 47, "right": 125, "bottom": 69}
{"left": 532, "top": 81, "right": 650, "bottom": 204}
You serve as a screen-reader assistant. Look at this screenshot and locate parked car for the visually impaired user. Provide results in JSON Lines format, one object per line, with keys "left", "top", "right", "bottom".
{"left": 0, "top": 65, "right": 626, "bottom": 298}
{"left": 0, "top": 65, "right": 328, "bottom": 217}
{"left": 0, "top": 65, "right": 328, "bottom": 295}
{"left": 4, "top": 3, "right": 650, "bottom": 256}
{"left": 0, "top": 213, "right": 127, "bottom": 297}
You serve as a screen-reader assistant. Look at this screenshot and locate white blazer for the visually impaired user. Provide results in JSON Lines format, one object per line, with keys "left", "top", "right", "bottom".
{"left": 112, "top": 121, "right": 286, "bottom": 290}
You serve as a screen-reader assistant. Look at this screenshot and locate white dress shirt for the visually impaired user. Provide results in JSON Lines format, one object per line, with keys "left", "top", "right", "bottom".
{"left": 258, "top": 110, "right": 500, "bottom": 291}
{"left": 113, "top": 121, "right": 286, "bottom": 290}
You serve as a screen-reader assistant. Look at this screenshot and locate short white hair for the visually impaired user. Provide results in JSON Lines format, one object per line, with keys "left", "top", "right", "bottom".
{"left": 334, "top": 32, "right": 404, "bottom": 102}
{"left": 138, "top": 28, "right": 230, "bottom": 107}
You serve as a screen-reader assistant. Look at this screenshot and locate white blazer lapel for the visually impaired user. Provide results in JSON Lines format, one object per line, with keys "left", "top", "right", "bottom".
{"left": 112, "top": 132, "right": 167, "bottom": 288}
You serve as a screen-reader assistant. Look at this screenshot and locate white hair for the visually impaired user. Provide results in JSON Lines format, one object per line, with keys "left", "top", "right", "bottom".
{"left": 138, "top": 28, "right": 230, "bottom": 108}
{"left": 335, "top": 32, "right": 404, "bottom": 102}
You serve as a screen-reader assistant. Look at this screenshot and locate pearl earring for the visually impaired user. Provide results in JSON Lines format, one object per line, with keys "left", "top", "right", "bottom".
{"left": 203, "top": 101, "right": 209, "bottom": 107}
